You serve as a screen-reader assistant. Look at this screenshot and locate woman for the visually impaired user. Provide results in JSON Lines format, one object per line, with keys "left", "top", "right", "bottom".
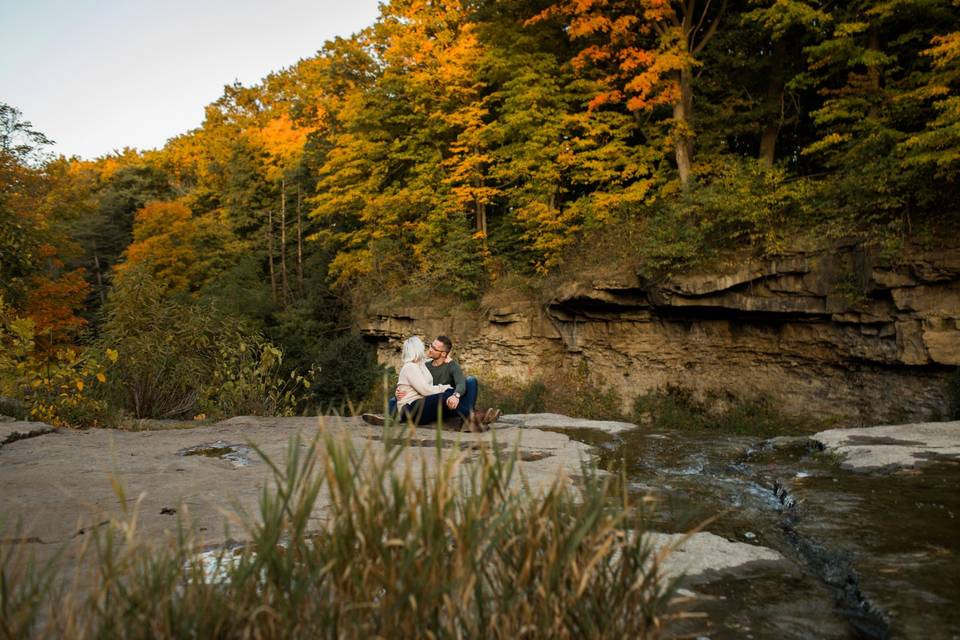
{"left": 395, "top": 336, "right": 454, "bottom": 425}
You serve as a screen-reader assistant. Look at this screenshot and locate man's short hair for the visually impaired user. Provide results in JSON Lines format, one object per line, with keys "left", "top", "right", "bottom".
{"left": 436, "top": 335, "right": 453, "bottom": 352}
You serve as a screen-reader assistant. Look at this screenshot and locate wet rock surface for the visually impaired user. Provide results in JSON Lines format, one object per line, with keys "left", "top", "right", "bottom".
{"left": 176, "top": 440, "right": 255, "bottom": 467}
{"left": 562, "top": 420, "right": 960, "bottom": 639}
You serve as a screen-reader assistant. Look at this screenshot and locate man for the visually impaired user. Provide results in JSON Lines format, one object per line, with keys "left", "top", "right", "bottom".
{"left": 362, "top": 335, "right": 500, "bottom": 430}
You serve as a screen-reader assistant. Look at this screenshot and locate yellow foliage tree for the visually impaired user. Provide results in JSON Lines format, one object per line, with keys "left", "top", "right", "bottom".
{"left": 115, "top": 201, "right": 229, "bottom": 295}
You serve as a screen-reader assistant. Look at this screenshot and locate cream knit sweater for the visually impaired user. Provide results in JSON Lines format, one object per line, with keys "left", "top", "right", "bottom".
{"left": 396, "top": 361, "right": 451, "bottom": 408}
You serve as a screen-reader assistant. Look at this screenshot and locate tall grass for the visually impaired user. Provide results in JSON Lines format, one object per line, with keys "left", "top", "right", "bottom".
{"left": 2, "top": 424, "right": 680, "bottom": 638}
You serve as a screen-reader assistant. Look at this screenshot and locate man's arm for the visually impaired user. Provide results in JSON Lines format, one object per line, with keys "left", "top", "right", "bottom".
{"left": 450, "top": 360, "right": 467, "bottom": 396}
{"left": 442, "top": 360, "right": 468, "bottom": 410}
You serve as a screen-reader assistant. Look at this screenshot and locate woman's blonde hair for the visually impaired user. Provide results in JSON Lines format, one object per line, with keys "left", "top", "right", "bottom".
{"left": 401, "top": 336, "right": 426, "bottom": 365}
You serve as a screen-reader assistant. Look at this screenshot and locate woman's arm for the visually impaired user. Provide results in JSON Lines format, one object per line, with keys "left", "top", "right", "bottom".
{"left": 400, "top": 363, "right": 450, "bottom": 396}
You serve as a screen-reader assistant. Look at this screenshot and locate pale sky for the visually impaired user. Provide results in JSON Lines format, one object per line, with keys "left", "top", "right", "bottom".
{"left": 0, "top": 0, "right": 382, "bottom": 159}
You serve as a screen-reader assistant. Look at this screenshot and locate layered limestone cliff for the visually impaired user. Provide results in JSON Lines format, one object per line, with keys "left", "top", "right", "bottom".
{"left": 360, "top": 244, "right": 960, "bottom": 425}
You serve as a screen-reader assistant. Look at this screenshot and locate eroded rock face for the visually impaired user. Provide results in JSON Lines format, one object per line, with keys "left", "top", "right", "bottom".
{"left": 361, "top": 244, "right": 959, "bottom": 424}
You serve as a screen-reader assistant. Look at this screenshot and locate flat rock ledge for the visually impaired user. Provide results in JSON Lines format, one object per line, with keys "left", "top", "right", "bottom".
{"left": 812, "top": 420, "right": 960, "bottom": 472}
{"left": 0, "top": 415, "right": 592, "bottom": 562}
{"left": 0, "top": 420, "right": 56, "bottom": 449}
{"left": 647, "top": 532, "right": 791, "bottom": 585}
{"left": 0, "top": 414, "right": 783, "bottom": 589}
{"left": 498, "top": 412, "right": 638, "bottom": 434}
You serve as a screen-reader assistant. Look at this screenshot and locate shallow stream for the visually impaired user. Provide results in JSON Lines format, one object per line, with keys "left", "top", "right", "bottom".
{"left": 560, "top": 427, "right": 960, "bottom": 639}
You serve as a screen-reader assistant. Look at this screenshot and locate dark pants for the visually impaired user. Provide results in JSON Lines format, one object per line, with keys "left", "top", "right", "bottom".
{"left": 390, "top": 376, "right": 478, "bottom": 425}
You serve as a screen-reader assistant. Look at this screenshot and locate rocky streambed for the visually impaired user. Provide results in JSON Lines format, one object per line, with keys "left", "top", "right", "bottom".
{"left": 559, "top": 417, "right": 960, "bottom": 639}
{"left": 1, "top": 416, "right": 958, "bottom": 638}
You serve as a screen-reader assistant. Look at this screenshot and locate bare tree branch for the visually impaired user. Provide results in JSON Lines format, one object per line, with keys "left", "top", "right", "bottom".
{"left": 692, "top": 0, "right": 727, "bottom": 54}
{"left": 692, "top": 0, "right": 714, "bottom": 46}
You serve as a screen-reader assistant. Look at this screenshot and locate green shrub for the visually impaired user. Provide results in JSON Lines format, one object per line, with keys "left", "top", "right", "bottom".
{"left": 3, "top": 429, "right": 680, "bottom": 638}
{"left": 198, "top": 335, "right": 315, "bottom": 418}
{"left": 97, "top": 268, "right": 223, "bottom": 418}
{"left": 633, "top": 385, "right": 709, "bottom": 430}
{"left": 309, "top": 332, "right": 383, "bottom": 410}
{"left": 358, "top": 366, "right": 398, "bottom": 414}
{"left": 267, "top": 297, "right": 384, "bottom": 411}
{"left": 546, "top": 368, "right": 625, "bottom": 421}
{"left": 632, "top": 385, "right": 805, "bottom": 436}
{"left": 520, "top": 379, "right": 549, "bottom": 413}
{"left": 480, "top": 372, "right": 547, "bottom": 414}
{"left": 99, "top": 268, "right": 311, "bottom": 419}
{"left": 0, "top": 296, "right": 114, "bottom": 427}
{"left": 18, "top": 346, "right": 115, "bottom": 428}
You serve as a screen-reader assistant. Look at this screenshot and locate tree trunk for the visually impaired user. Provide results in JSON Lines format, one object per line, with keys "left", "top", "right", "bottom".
{"left": 475, "top": 197, "right": 486, "bottom": 237}
{"left": 473, "top": 147, "right": 487, "bottom": 237}
{"left": 674, "top": 67, "right": 694, "bottom": 188}
{"left": 91, "top": 240, "right": 105, "bottom": 306}
{"left": 674, "top": 0, "right": 726, "bottom": 186}
{"left": 267, "top": 208, "right": 277, "bottom": 303}
{"left": 296, "top": 183, "right": 304, "bottom": 289}
{"left": 759, "top": 40, "right": 787, "bottom": 167}
{"left": 280, "top": 177, "right": 288, "bottom": 306}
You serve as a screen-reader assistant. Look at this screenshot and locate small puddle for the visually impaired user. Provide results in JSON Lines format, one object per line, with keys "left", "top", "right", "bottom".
{"left": 518, "top": 450, "right": 553, "bottom": 462}
{"left": 843, "top": 435, "right": 927, "bottom": 446}
{"left": 189, "top": 541, "right": 248, "bottom": 584}
{"left": 178, "top": 441, "right": 253, "bottom": 467}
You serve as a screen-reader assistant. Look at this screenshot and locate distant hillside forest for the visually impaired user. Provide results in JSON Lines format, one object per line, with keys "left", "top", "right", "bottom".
{"left": 2, "top": 0, "right": 958, "bottom": 425}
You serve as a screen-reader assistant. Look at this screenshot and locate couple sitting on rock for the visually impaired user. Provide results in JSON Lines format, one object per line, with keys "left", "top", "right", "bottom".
{"left": 362, "top": 335, "right": 501, "bottom": 432}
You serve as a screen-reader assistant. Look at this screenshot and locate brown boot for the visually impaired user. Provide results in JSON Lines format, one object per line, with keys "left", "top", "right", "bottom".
{"left": 483, "top": 408, "right": 502, "bottom": 425}
{"left": 361, "top": 413, "right": 386, "bottom": 426}
{"left": 468, "top": 411, "right": 487, "bottom": 433}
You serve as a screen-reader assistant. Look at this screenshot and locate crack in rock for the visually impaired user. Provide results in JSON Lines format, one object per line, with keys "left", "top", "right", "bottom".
{"left": 0, "top": 421, "right": 56, "bottom": 450}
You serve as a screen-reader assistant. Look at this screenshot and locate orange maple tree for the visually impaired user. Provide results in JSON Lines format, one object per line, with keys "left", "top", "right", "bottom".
{"left": 25, "top": 244, "right": 91, "bottom": 354}
{"left": 532, "top": 0, "right": 728, "bottom": 186}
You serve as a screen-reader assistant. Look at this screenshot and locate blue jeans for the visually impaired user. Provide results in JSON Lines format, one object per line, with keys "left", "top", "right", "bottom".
{"left": 390, "top": 376, "right": 478, "bottom": 425}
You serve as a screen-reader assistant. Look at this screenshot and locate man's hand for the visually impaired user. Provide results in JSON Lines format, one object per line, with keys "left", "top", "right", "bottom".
{"left": 446, "top": 395, "right": 460, "bottom": 410}
{"left": 395, "top": 387, "right": 406, "bottom": 400}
